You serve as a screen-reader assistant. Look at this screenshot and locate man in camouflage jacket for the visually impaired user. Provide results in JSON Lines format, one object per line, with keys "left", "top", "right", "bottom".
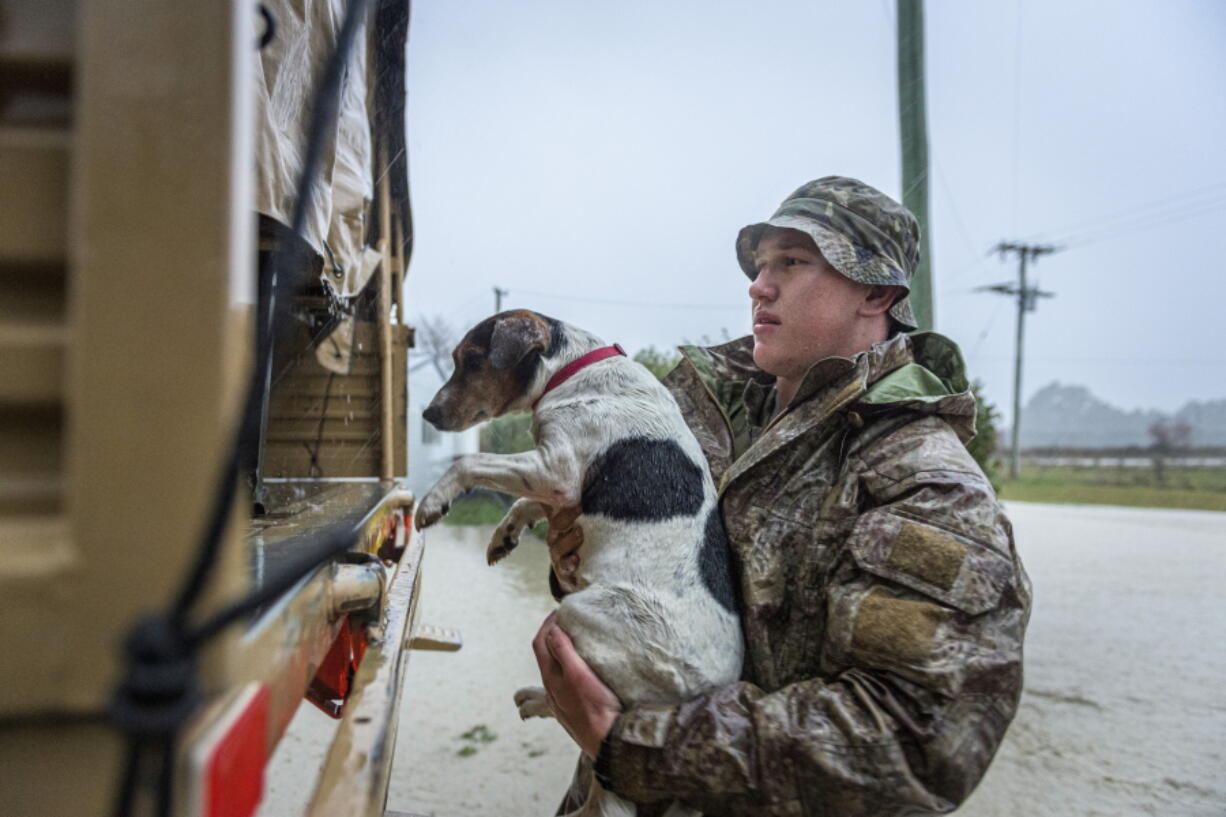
{"left": 535, "top": 177, "right": 1032, "bottom": 816}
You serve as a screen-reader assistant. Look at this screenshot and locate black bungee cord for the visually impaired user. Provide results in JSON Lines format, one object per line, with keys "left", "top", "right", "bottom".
{"left": 108, "top": 1, "right": 371, "bottom": 815}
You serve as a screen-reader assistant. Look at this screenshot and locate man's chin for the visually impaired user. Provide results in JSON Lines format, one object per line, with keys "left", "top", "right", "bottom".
{"left": 751, "top": 343, "right": 785, "bottom": 377}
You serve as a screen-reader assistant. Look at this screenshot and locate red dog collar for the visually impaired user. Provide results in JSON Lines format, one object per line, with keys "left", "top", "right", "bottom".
{"left": 533, "top": 344, "right": 626, "bottom": 409}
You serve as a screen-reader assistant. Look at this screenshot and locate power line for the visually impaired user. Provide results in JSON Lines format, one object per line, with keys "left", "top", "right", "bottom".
{"left": 1021, "top": 180, "right": 1226, "bottom": 242}
{"left": 967, "top": 296, "right": 1007, "bottom": 363}
{"left": 971, "top": 354, "right": 1226, "bottom": 366}
{"left": 932, "top": 159, "right": 993, "bottom": 291}
{"left": 935, "top": 160, "right": 982, "bottom": 264}
{"left": 1010, "top": 0, "right": 1024, "bottom": 235}
{"left": 1018, "top": 181, "right": 1226, "bottom": 248}
{"left": 1058, "top": 195, "right": 1226, "bottom": 249}
{"left": 511, "top": 288, "right": 744, "bottom": 311}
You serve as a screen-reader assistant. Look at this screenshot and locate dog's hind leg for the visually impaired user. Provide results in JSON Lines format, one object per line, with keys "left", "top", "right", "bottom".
{"left": 488, "top": 499, "right": 548, "bottom": 565}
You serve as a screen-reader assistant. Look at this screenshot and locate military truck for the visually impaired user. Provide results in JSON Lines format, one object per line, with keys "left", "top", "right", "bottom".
{"left": 0, "top": 2, "right": 450, "bottom": 814}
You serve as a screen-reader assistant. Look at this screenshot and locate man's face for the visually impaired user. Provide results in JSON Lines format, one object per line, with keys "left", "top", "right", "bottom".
{"left": 748, "top": 227, "right": 873, "bottom": 380}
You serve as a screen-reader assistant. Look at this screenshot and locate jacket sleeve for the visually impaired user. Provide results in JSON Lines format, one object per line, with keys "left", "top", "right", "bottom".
{"left": 597, "top": 417, "right": 1032, "bottom": 816}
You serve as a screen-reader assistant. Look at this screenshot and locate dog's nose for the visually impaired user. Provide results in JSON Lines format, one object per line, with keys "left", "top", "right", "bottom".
{"left": 423, "top": 404, "right": 442, "bottom": 428}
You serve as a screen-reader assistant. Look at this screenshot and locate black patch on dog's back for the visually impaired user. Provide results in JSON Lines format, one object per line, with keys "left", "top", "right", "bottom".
{"left": 580, "top": 437, "right": 703, "bottom": 521}
{"left": 700, "top": 507, "right": 739, "bottom": 614}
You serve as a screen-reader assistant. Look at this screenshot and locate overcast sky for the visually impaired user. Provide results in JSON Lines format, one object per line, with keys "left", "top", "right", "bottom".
{"left": 403, "top": 0, "right": 1226, "bottom": 424}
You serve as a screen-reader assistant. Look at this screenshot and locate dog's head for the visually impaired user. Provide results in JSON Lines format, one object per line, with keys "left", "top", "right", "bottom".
{"left": 423, "top": 310, "right": 564, "bottom": 431}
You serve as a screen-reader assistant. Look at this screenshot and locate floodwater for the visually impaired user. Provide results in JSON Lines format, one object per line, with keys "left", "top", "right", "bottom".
{"left": 258, "top": 503, "right": 1226, "bottom": 817}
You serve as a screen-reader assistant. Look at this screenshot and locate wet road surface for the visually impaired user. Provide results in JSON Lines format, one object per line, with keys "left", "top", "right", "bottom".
{"left": 259, "top": 502, "right": 1226, "bottom": 816}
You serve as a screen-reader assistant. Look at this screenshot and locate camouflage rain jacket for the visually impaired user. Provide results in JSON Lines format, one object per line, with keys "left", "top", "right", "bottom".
{"left": 597, "top": 331, "right": 1032, "bottom": 816}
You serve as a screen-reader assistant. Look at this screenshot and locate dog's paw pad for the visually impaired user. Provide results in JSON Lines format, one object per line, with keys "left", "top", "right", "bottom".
{"left": 513, "top": 686, "right": 543, "bottom": 706}
{"left": 513, "top": 686, "right": 551, "bottom": 720}
{"left": 415, "top": 492, "right": 453, "bottom": 530}
{"left": 486, "top": 534, "right": 519, "bottom": 566}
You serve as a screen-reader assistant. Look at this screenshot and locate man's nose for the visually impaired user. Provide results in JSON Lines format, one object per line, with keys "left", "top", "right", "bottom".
{"left": 748, "top": 271, "right": 775, "bottom": 301}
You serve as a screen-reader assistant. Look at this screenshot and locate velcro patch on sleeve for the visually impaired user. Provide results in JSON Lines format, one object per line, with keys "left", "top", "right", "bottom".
{"left": 851, "top": 587, "right": 947, "bottom": 665}
{"left": 886, "top": 521, "right": 966, "bottom": 591}
{"left": 847, "top": 511, "right": 1011, "bottom": 615}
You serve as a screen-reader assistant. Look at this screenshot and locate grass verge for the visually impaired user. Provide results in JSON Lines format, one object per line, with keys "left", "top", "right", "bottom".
{"left": 1000, "top": 466, "right": 1226, "bottom": 512}
{"left": 441, "top": 494, "right": 511, "bottom": 525}
{"left": 439, "top": 471, "right": 1226, "bottom": 516}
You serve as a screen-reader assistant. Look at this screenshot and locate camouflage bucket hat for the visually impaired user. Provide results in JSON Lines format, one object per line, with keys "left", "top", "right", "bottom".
{"left": 736, "top": 176, "right": 920, "bottom": 331}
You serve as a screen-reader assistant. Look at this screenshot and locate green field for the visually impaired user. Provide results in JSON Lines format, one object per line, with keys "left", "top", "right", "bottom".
{"left": 439, "top": 465, "right": 1226, "bottom": 522}
{"left": 441, "top": 493, "right": 512, "bottom": 525}
{"left": 443, "top": 493, "right": 550, "bottom": 536}
{"left": 1000, "top": 464, "right": 1226, "bottom": 512}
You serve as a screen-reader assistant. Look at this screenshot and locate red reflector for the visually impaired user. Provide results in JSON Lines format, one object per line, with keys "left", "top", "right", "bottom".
{"left": 201, "top": 684, "right": 269, "bottom": 817}
{"left": 305, "top": 616, "right": 369, "bottom": 718}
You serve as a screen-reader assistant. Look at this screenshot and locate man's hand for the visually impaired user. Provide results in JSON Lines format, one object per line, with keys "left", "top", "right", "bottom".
{"left": 545, "top": 506, "right": 584, "bottom": 589}
{"left": 533, "top": 612, "right": 621, "bottom": 758}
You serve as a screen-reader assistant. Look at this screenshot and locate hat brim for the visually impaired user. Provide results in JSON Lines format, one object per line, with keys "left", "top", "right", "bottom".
{"left": 736, "top": 216, "right": 918, "bottom": 331}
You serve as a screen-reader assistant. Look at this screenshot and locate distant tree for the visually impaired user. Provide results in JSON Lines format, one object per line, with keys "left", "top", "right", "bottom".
{"left": 474, "top": 413, "right": 535, "bottom": 511}
{"left": 479, "top": 412, "right": 541, "bottom": 524}
{"left": 681, "top": 329, "right": 734, "bottom": 348}
{"left": 633, "top": 346, "right": 1007, "bottom": 493}
{"left": 1147, "top": 419, "right": 1192, "bottom": 487}
{"left": 633, "top": 346, "right": 682, "bottom": 381}
{"left": 1149, "top": 419, "right": 1193, "bottom": 450}
{"left": 968, "top": 379, "right": 1004, "bottom": 492}
{"left": 410, "top": 313, "right": 457, "bottom": 379}
{"left": 480, "top": 413, "right": 534, "bottom": 455}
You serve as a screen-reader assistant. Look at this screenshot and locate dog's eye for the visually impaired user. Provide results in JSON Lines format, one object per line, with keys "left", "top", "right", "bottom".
{"left": 463, "top": 353, "right": 482, "bottom": 371}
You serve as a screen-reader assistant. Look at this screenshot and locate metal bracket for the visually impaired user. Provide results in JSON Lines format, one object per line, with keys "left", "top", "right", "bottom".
{"left": 408, "top": 623, "right": 462, "bottom": 652}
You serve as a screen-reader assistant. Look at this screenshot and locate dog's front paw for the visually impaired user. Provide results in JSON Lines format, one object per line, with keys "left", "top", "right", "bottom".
{"left": 414, "top": 489, "right": 452, "bottom": 531}
{"left": 486, "top": 517, "right": 522, "bottom": 565}
{"left": 513, "top": 686, "right": 553, "bottom": 720}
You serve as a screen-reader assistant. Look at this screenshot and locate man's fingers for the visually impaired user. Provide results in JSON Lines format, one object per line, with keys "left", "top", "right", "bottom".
{"left": 532, "top": 612, "right": 560, "bottom": 676}
{"left": 533, "top": 611, "right": 557, "bottom": 647}
{"left": 546, "top": 626, "right": 590, "bottom": 678}
{"left": 532, "top": 628, "right": 553, "bottom": 672}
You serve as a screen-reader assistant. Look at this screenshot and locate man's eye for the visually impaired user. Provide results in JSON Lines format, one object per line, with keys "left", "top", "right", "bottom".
{"left": 784, "top": 256, "right": 806, "bottom": 266}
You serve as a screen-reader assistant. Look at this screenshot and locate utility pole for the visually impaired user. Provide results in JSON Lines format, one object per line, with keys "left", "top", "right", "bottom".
{"left": 978, "top": 242, "right": 1059, "bottom": 479}
{"left": 897, "top": 0, "right": 934, "bottom": 331}
{"left": 493, "top": 286, "right": 508, "bottom": 313}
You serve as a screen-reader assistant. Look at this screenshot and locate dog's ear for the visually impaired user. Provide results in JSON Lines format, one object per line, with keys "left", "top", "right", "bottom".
{"left": 489, "top": 312, "right": 550, "bottom": 370}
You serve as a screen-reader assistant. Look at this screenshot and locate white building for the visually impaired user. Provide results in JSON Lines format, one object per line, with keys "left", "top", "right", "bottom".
{"left": 406, "top": 361, "right": 481, "bottom": 499}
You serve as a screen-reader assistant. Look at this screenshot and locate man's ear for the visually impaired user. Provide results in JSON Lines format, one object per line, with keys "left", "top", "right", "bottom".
{"left": 489, "top": 312, "right": 550, "bottom": 369}
{"left": 859, "top": 285, "right": 903, "bottom": 318}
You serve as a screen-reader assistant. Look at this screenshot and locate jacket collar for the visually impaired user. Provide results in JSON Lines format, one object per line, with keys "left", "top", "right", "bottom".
{"left": 680, "top": 332, "right": 915, "bottom": 427}
{"left": 677, "top": 332, "right": 977, "bottom": 494}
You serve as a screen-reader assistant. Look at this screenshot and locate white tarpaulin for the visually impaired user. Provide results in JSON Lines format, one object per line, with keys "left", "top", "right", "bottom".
{"left": 254, "top": 0, "right": 378, "bottom": 298}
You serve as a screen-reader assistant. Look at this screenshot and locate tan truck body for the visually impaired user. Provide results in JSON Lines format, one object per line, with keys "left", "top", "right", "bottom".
{"left": 0, "top": 2, "right": 443, "bottom": 814}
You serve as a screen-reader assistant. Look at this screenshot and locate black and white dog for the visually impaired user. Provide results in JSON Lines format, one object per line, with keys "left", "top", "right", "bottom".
{"left": 416, "top": 310, "right": 743, "bottom": 817}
